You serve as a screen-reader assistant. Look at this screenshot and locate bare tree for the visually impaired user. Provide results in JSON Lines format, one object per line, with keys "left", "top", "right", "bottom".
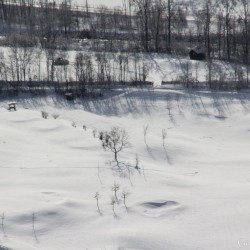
{"left": 101, "top": 127, "right": 130, "bottom": 166}
{"left": 239, "top": 0, "right": 250, "bottom": 85}
{"left": 0, "top": 52, "right": 8, "bottom": 82}
{"left": 217, "top": 0, "right": 237, "bottom": 60}
{"left": 133, "top": 0, "right": 152, "bottom": 51}
{"left": 203, "top": 0, "right": 213, "bottom": 59}
{"left": 166, "top": 0, "right": 174, "bottom": 52}
{"left": 58, "top": 0, "right": 72, "bottom": 36}
{"left": 151, "top": 0, "right": 164, "bottom": 52}
{"left": 206, "top": 58, "right": 213, "bottom": 88}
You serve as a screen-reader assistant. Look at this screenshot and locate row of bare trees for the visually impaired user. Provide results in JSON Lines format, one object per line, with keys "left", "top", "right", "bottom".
{"left": 0, "top": 0, "right": 249, "bottom": 92}
{"left": 132, "top": 0, "right": 250, "bottom": 62}
{"left": 0, "top": 48, "right": 150, "bottom": 85}
{"left": 0, "top": 0, "right": 72, "bottom": 45}
{"left": 0, "top": 0, "right": 249, "bottom": 61}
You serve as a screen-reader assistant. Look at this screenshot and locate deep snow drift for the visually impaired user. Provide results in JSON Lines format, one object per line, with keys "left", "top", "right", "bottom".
{"left": 0, "top": 88, "right": 250, "bottom": 250}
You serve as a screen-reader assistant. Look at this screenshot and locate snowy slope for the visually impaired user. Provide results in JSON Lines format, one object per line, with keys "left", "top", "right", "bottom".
{"left": 0, "top": 89, "right": 250, "bottom": 250}
{"left": 72, "top": 0, "right": 123, "bottom": 8}
{"left": 0, "top": 46, "right": 242, "bottom": 85}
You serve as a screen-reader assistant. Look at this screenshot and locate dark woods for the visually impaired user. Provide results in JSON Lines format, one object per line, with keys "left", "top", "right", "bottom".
{"left": 0, "top": 0, "right": 249, "bottom": 94}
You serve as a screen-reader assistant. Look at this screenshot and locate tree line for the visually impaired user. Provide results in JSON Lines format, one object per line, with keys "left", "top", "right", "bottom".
{"left": 0, "top": 0, "right": 250, "bottom": 90}
{"left": 0, "top": 48, "right": 152, "bottom": 96}
{"left": 0, "top": 0, "right": 249, "bottom": 59}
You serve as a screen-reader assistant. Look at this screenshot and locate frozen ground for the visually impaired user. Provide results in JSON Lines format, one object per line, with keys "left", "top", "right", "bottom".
{"left": 0, "top": 88, "right": 250, "bottom": 250}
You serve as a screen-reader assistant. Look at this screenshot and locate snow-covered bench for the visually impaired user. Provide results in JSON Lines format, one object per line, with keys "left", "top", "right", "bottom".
{"left": 8, "top": 102, "right": 17, "bottom": 111}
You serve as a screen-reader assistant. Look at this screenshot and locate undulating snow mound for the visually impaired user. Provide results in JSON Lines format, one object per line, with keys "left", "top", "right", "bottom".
{"left": 0, "top": 89, "right": 250, "bottom": 250}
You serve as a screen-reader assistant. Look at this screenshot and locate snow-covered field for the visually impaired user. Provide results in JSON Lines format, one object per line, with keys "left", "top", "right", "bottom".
{"left": 72, "top": 0, "right": 123, "bottom": 8}
{"left": 1, "top": 88, "right": 250, "bottom": 250}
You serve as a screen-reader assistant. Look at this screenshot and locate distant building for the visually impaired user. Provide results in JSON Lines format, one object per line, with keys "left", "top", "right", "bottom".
{"left": 53, "top": 57, "right": 69, "bottom": 66}
{"left": 189, "top": 46, "right": 206, "bottom": 60}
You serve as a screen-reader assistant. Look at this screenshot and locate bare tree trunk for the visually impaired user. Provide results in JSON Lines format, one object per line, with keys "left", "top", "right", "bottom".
{"left": 167, "top": 0, "right": 172, "bottom": 52}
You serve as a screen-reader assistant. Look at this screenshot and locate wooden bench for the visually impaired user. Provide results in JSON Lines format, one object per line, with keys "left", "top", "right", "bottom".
{"left": 8, "top": 102, "right": 17, "bottom": 111}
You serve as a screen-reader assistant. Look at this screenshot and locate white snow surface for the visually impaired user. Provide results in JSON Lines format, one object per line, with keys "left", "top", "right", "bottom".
{"left": 72, "top": 0, "right": 123, "bottom": 8}
{"left": 1, "top": 88, "right": 250, "bottom": 250}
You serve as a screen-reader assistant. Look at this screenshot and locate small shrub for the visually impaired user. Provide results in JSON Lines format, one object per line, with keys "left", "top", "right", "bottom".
{"left": 99, "top": 131, "right": 104, "bottom": 141}
{"left": 41, "top": 111, "right": 49, "bottom": 119}
{"left": 52, "top": 114, "right": 59, "bottom": 119}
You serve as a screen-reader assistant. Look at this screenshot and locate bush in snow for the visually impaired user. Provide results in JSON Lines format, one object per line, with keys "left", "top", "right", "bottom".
{"left": 41, "top": 111, "right": 49, "bottom": 119}
{"left": 52, "top": 114, "right": 59, "bottom": 119}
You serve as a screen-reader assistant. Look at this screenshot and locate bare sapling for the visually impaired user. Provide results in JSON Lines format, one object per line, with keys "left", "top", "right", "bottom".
{"left": 92, "top": 129, "right": 97, "bottom": 138}
{"left": 126, "top": 164, "right": 133, "bottom": 186}
{"left": 166, "top": 95, "right": 172, "bottom": 117}
{"left": 97, "top": 164, "right": 102, "bottom": 184}
{"left": 175, "top": 93, "right": 182, "bottom": 112}
{"left": 32, "top": 212, "right": 38, "bottom": 242}
{"left": 1, "top": 213, "right": 6, "bottom": 237}
{"left": 135, "top": 154, "right": 139, "bottom": 170}
{"left": 94, "top": 192, "right": 101, "bottom": 214}
{"left": 32, "top": 212, "right": 35, "bottom": 230}
{"left": 121, "top": 190, "right": 130, "bottom": 209}
{"left": 162, "top": 129, "right": 171, "bottom": 164}
{"left": 162, "top": 128, "right": 167, "bottom": 148}
{"left": 110, "top": 196, "right": 116, "bottom": 216}
{"left": 143, "top": 124, "right": 149, "bottom": 145}
{"left": 112, "top": 182, "right": 120, "bottom": 202}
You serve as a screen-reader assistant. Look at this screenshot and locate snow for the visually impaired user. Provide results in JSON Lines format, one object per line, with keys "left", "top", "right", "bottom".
{"left": 0, "top": 88, "right": 250, "bottom": 250}
{"left": 0, "top": 46, "right": 243, "bottom": 85}
{"left": 72, "top": 0, "right": 123, "bottom": 8}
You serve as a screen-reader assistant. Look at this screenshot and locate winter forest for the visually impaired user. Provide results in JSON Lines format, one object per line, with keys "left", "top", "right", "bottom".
{"left": 0, "top": 0, "right": 250, "bottom": 92}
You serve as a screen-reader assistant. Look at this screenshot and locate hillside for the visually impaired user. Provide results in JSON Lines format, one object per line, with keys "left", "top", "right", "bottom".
{"left": 0, "top": 89, "right": 250, "bottom": 250}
